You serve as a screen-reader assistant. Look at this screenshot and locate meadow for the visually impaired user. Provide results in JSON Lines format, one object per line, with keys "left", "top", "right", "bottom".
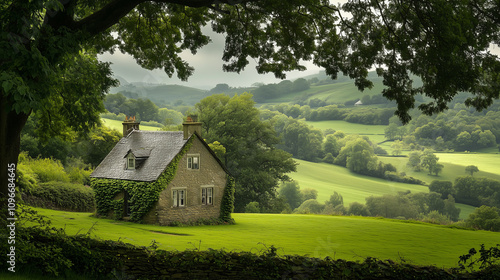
{"left": 289, "top": 159, "right": 429, "bottom": 206}
{"left": 101, "top": 117, "right": 162, "bottom": 132}
{"left": 33, "top": 208, "right": 499, "bottom": 268}
{"left": 378, "top": 154, "right": 500, "bottom": 184}
{"left": 304, "top": 120, "right": 387, "bottom": 144}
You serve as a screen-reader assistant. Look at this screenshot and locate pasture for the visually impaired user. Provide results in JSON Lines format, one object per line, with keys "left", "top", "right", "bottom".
{"left": 34, "top": 208, "right": 499, "bottom": 268}
{"left": 378, "top": 154, "right": 500, "bottom": 184}
{"left": 304, "top": 120, "right": 387, "bottom": 144}
{"left": 101, "top": 117, "right": 162, "bottom": 132}
{"left": 289, "top": 159, "right": 429, "bottom": 206}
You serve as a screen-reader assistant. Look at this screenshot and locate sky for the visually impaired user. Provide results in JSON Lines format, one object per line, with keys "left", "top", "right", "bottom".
{"left": 98, "top": 24, "right": 500, "bottom": 91}
{"left": 98, "top": 29, "right": 323, "bottom": 90}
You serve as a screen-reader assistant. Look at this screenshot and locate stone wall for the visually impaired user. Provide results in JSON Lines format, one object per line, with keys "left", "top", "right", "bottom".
{"left": 155, "top": 137, "right": 227, "bottom": 225}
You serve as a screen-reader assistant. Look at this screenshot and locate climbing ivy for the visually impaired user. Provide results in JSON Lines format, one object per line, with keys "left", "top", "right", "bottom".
{"left": 219, "top": 175, "right": 235, "bottom": 223}
{"left": 92, "top": 137, "right": 194, "bottom": 222}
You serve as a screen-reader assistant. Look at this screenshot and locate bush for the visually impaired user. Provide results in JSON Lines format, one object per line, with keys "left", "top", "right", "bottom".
{"left": 348, "top": 202, "right": 371, "bottom": 216}
{"left": 295, "top": 199, "right": 325, "bottom": 214}
{"left": 419, "top": 210, "right": 453, "bottom": 225}
{"left": 245, "top": 202, "right": 260, "bottom": 213}
{"left": 24, "top": 181, "right": 95, "bottom": 212}
{"left": 24, "top": 157, "right": 70, "bottom": 183}
{"left": 466, "top": 206, "right": 500, "bottom": 232}
{"left": 16, "top": 163, "right": 38, "bottom": 194}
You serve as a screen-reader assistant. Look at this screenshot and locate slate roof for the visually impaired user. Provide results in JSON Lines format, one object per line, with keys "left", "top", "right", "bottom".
{"left": 91, "top": 131, "right": 188, "bottom": 182}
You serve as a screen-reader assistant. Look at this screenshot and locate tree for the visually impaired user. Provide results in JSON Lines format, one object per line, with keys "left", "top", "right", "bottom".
{"left": 338, "top": 0, "right": 500, "bottom": 123}
{"left": 157, "top": 108, "right": 184, "bottom": 126}
{"left": 391, "top": 140, "right": 403, "bottom": 156}
{"left": 278, "top": 181, "right": 303, "bottom": 210}
{"left": 103, "top": 93, "right": 127, "bottom": 114}
{"left": 466, "top": 206, "right": 500, "bottom": 232}
{"left": 325, "top": 191, "right": 344, "bottom": 208}
{"left": 465, "top": 165, "right": 480, "bottom": 177}
{"left": 421, "top": 150, "right": 444, "bottom": 176}
{"left": 455, "top": 131, "right": 473, "bottom": 151}
{"left": 385, "top": 123, "right": 399, "bottom": 140}
{"left": 301, "top": 188, "right": 318, "bottom": 201}
{"left": 335, "top": 138, "right": 377, "bottom": 174}
{"left": 209, "top": 83, "right": 230, "bottom": 94}
{"left": 196, "top": 93, "right": 297, "bottom": 211}
{"left": 323, "top": 134, "right": 340, "bottom": 157}
{"left": 429, "top": 180, "right": 455, "bottom": 200}
{"left": 3, "top": 0, "right": 500, "bottom": 202}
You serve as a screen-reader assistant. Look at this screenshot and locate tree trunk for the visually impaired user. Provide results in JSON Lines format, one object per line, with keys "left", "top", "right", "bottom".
{"left": 0, "top": 95, "right": 30, "bottom": 209}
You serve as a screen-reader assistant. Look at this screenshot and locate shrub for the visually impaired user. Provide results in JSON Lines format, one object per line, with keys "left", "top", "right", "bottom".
{"left": 278, "top": 181, "right": 303, "bottom": 210}
{"left": 25, "top": 157, "right": 70, "bottom": 183}
{"left": 25, "top": 181, "right": 95, "bottom": 212}
{"left": 245, "top": 202, "right": 260, "bottom": 213}
{"left": 466, "top": 206, "right": 500, "bottom": 232}
{"left": 419, "top": 211, "right": 453, "bottom": 225}
{"left": 16, "top": 163, "right": 38, "bottom": 194}
{"left": 295, "top": 199, "right": 325, "bottom": 214}
{"left": 348, "top": 202, "right": 371, "bottom": 216}
{"left": 65, "top": 157, "right": 93, "bottom": 185}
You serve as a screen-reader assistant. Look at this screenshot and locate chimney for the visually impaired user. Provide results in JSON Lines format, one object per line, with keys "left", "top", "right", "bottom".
{"left": 183, "top": 115, "right": 202, "bottom": 140}
{"left": 122, "top": 116, "right": 140, "bottom": 137}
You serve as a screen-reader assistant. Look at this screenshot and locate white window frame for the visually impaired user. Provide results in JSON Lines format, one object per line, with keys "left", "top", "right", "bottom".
{"left": 187, "top": 154, "right": 200, "bottom": 170}
{"left": 172, "top": 189, "right": 186, "bottom": 207}
{"left": 127, "top": 153, "right": 136, "bottom": 170}
{"left": 201, "top": 186, "right": 214, "bottom": 205}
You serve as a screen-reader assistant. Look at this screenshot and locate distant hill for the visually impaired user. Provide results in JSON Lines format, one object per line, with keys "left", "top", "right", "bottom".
{"left": 107, "top": 71, "right": 426, "bottom": 107}
{"left": 110, "top": 82, "right": 210, "bottom": 107}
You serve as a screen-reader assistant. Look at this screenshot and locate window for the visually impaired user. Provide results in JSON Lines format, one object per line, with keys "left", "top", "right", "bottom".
{"left": 187, "top": 155, "right": 200, "bottom": 170}
{"left": 202, "top": 187, "right": 213, "bottom": 205}
{"left": 123, "top": 191, "right": 132, "bottom": 217}
{"left": 172, "top": 189, "right": 186, "bottom": 207}
{"left": 127, "top": 153, "right": 135, "bottom": 170}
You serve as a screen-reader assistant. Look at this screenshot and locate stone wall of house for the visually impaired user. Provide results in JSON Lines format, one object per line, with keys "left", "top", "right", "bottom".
{"left": 155, "top": 137, "right": 227, "bottom": 225}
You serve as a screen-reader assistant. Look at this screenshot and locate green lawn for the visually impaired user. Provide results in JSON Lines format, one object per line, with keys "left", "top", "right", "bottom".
{"left": 101, "top": 117, "right": 162, "bottom": 132}
{"left": 34, "top": 208, "right": 499, "bottom": 268}
{"left": 304, "top": 120, "right": 387, "bottom": 144}
{"left": 289, "top": 159, "right": 429, "bottom": 206}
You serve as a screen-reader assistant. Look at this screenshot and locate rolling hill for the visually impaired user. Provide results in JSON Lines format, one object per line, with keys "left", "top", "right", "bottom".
{"left": 289, "top": 159, "right": 429, "bottom": 206}
{"left": 110, "top": 83, "right": 210, "bottom": 106}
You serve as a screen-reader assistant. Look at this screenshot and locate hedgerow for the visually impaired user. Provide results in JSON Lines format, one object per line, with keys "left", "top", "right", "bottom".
{"left": 2, "top": 209, "right": 499, "bottom": 280}
{"left": 23, "top": 181, "right": 95, "bottom": 212}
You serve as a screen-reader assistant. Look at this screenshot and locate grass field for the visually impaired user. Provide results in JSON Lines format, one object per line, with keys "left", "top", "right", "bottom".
{"left": 33, "top": 208, "right": 499, "bottom": 268}
{"left": 289, "top": 159, "right": 429, "bottom": 206}
{"left": 101, "top": 117, "right": 162, "bottom": 132}
{"left": 378, "top": 154, "right": 500, "bottom": 184}
{"left": 263, "top": 75, "right": 386, "bottom": 104}
{"left": 304, "top": 120, "right": 387, "bottom": 144}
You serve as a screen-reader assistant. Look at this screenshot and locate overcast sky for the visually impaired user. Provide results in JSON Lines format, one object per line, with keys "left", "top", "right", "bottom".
{"left": 99, "top": 24, "right": 500, "bottom": 90}
{"left": 98, "top": 29, "right": 323, "bottom": 90}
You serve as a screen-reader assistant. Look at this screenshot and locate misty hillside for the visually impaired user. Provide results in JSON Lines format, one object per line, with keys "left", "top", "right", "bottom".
{"left": 108, "top": 70, "right": 427, "bottom": 107}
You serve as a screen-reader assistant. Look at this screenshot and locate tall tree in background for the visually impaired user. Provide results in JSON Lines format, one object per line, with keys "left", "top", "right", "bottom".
{"left": 196, "top": 93, "right": 297, "bottom": 212}
{"left": 1, "top": 0, "right": 500, "bottom": 202}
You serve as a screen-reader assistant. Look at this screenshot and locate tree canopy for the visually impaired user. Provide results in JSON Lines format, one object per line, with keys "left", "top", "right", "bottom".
{"left": 1, "top": 0, "right": 500, "bottom": 199}
{"left": 195, "top": 93, "right": 297, "bottom": 212}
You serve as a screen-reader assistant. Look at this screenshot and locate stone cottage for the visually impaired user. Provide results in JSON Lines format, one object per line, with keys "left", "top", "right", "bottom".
{"left": 90, "top": 116, "right": 233, "bottom": 225}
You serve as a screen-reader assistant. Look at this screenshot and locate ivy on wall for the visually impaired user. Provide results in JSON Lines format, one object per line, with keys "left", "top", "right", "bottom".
{"left": 220, "top": 175, "right": 235, "bottom": 222}
{"left": 92, "top": 137, "right": 194, "bottom": 222}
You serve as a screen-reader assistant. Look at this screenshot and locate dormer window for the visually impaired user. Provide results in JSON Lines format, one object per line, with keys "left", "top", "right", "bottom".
{"left": 124, "top": 148, "right": 152, "bottom": 170}
{"left": 127, "top": 153, "right": 136, "bottom": 170}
